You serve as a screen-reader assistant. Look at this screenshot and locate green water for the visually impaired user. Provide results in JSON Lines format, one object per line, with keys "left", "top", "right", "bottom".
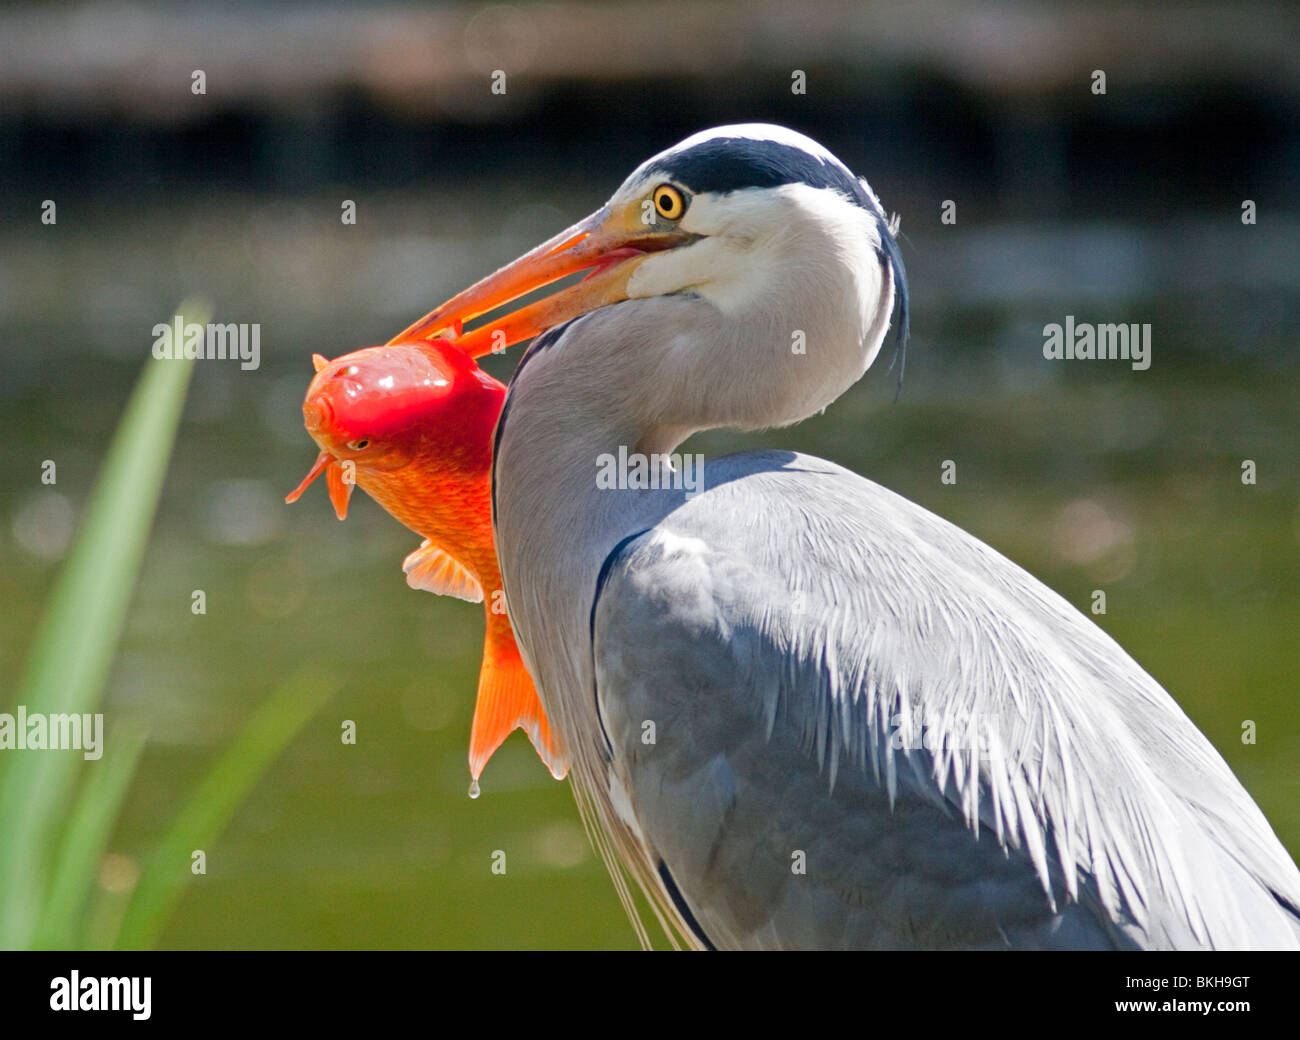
{"left": 2, "top": 191, "right": 1296, "bottom": 948}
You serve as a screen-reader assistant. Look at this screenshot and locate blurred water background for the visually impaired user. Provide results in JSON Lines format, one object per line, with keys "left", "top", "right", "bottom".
{"left": 1, "top": 1, "right": 1297, "bottom": 948}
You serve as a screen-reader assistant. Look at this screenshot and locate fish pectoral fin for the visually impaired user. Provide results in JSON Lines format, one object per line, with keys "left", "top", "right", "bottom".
{"left": 470, "top": 636, "right": 569, "bottom": 783}
{"left": 286, "top": 452, "right": 352, "bottom": 521}
{"left": 325, "top": 460, "right": 354, "bottom": 521}
{"left": 285, "top": 451, "right": 331, "bottom": 505}
{"left": 402, "top": 539, "right": 483, "bottom": 603}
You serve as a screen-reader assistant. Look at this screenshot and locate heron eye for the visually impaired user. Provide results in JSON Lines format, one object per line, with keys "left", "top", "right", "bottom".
{"left": 347, "top": 439, "right": 370, "bottom": 450}
{"left": 653, "top": 184, "right": 686, "bottom": 221}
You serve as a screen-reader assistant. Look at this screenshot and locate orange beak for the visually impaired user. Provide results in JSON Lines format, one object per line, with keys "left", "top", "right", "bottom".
{"left": 387, "top": 205, "right": 693, "bottom": 357}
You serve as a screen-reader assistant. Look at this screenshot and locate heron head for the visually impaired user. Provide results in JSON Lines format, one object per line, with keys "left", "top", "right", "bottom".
{"left": 394, "top": 124, "right": 907, "bottom": 429}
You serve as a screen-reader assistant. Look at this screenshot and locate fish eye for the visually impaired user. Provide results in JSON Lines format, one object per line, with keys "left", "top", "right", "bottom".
{"left": 653, "top": 184, "right": 687, "bottom": 221}
{"left": 347, "top": 439, "right": 369, "bottom": 450}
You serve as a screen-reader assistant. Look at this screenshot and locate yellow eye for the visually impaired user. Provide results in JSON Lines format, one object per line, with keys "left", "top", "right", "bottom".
{"left": 653, "top": 184, "right": 686, "bottom": 221}
{"left": 347, "top": 439, "right": 369, "bottom": 450}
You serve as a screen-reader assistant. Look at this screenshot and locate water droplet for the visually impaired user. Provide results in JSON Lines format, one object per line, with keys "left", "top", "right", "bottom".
{"left": 468, "top": 778, "right": 481, "bottom": 800}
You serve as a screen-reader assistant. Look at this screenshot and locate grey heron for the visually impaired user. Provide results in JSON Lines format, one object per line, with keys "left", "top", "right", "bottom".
{"left": 395, "top": 124, "right": 1300, "bottom": 949}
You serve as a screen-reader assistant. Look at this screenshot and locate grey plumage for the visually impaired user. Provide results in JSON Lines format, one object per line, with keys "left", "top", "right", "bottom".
{"left": 412, "top": 123, "right": 1299, "bottom": 949}
{"left": 589, "top": 451, "right": 1300, "bottom": 948}
{"left": 493, "top": 300, "right": 1300, "bottom": 948}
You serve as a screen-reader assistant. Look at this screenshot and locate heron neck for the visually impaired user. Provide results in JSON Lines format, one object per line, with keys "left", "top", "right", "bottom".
{"left": 491, "top": 326, "right": 693, "bottom": 770}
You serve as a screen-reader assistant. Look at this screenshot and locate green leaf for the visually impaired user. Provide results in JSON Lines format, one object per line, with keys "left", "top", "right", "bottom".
{"left": 32, "top": 726, "right": 148, "bottom": 949}
{"left": 113, "top": 666, "right": 340, "bottom": 950}
{"left": 0, "top": 299, "right": 206, "bottom": 948}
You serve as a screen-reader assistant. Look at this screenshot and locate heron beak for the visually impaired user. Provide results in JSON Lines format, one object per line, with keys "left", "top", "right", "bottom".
{"left": 387, "top": 205, "right": 691, "bottom": 356}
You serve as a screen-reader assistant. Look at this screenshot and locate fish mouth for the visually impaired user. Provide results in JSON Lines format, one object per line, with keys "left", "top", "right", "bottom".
{"left": 302, "top": 395, "right": 333, "bottom": 435}
{"left": 385, "top": 204, "right": 695, "bottom": 356}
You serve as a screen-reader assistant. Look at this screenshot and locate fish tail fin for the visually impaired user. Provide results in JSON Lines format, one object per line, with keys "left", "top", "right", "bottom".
{"left": 469, "top": 621, "right": 569, "bottom": 784}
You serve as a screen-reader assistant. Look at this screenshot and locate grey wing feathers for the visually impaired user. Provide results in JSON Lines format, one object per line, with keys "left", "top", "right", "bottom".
{"left": 590, "top": 450, "right": 1300, "bottom": 949}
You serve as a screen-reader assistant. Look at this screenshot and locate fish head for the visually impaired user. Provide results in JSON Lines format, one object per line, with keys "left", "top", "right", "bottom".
{"left": 285, "top": 340, "right": 505, "bottom": 519}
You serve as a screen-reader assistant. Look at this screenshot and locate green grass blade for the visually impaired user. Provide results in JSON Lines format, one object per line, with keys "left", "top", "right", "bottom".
{"left": 32, "top": 726, "right": 148, "bottom": 949}
{"left": 113, "top": 666, "right": 340, "bottom": 950}
{"left": 0, "top": 299, "right": 207, "bottom": 948}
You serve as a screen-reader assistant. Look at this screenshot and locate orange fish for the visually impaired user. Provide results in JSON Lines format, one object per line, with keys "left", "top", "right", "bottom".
{"left": 285, "top": 341, "right": 567, "bottom": 784}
